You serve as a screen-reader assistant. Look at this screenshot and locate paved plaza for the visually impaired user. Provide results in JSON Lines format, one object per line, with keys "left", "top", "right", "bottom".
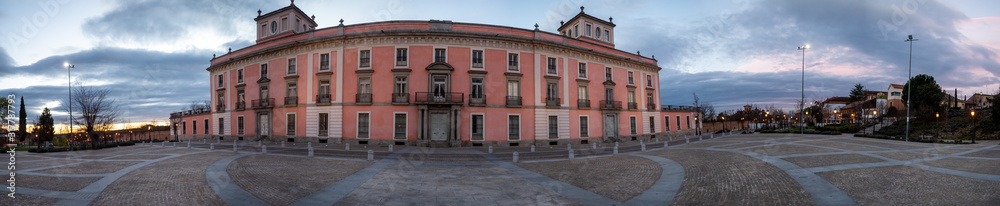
{"left": 4, "top": 133, "right": 1000, "bottom": 205}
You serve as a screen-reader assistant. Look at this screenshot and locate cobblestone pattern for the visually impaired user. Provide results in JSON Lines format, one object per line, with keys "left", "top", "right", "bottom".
{"left": 962, "top": 149, "right": 1000, "bottom": 158}
{"left": 0, "top": 194, "right": 60, "bottom": 206}
{"left": 643, "top": 149, "right": 815, "bottom": 205}
{"left": 90, "top": 151, "right": 233, "bottom": 205}
{"left": 797, "top": 140, "right": 884, "bottom": 151}
{"left": 874, "top": 152, "right": 935, "bottom": 161}
{"left": 920, "top": 158, "right": 1000, "bottom": 175}
{"left": 918, "top": 148, "right": 970, "bottom": 155}
{"left": 519, "top": 155, "right": 662, "bottom": 202}
{"left": 837, "top": 138, "right": 928, "bottom": 150}
{"left": 13, "top": 159, "right": 85, "bottom": 170}
{"left": 105, "top": 154, "right": 172, "bottom": 160}
{"left": 673, "top": 141, "right": 737, "bottom": 148}
{"left": 16, "top": 174, "right": 102, "bottom": 192}
{"left": 817, "top": 165, "right": 1000, "bottom": 205}
{"left": 227, "top": 154, "right": 372, "bottom": 206}
{"left": 34, "top": 161, "right": 143, "bottom": 174}
{"left": 782, "top": 154, "right": 886, "bottom": 168}
{"left": 714, "top": 142, "right": 768, "bottom": 149}
{"left": 741, "top": 144, "right": 839, "bottom": 156}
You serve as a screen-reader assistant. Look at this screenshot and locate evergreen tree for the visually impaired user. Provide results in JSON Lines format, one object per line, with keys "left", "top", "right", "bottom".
{"left": 36, "top": 108, "right": 55, "bottom": 149}
{"left": 848, "top": 84, "right": 866, "bottom": 103}
{"left": 901, "top": 74, "right": 944, "bottom": 118}
{"left": 18, "top": 96, "right": 27, "bottom": 142}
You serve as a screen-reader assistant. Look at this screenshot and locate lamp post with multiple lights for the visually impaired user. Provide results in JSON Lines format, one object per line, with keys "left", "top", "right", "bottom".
{"left": 64, "top": 63, "right": 74, "bottom": 142}
{"left": 904, "top": 35, "right": 918, "bottom": 142}
{"left": 797, "top": 44, "right": 809, "bottom": 134}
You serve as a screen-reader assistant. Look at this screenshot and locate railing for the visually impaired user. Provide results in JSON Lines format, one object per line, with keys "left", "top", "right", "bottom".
{"left": 414, "top": 92, "right": 464, "bottom": 104}
{"left": 285, "top": 96, "right": 298, "bottom": 106}
{"left": 545, "top": 97, "right": 560, "bottom": 107}
{"left": 577, "top": 99, "right": 590, "bottom": 108}
{"left": 434, "top": 56, "right": 446, "bottom": 63}
{"left": 506, "top": 96, "right": 522, "bottom": 106}
{"left": 356, "top": 93, "right": 372, "bottom": 104}
{"left": 317, "top": 94, "right": 331, "bottom": 104}
{"left": 216, "top": 105, "right": 225, "bottom": 113}
{"left": 627, "top": 102, "right": 638, "bottom": 110}
{"left": 252, "top": 98, "right": 275, "bottom": 108}
{"left": 235, "top": 101, "right": 246, "bottom": 110}
{"left": 469, "top": 95, "right": 485, "bottom": 106}
{"left": 599, "top": 100, "right": 621, "bottom": 109}
{"left": 647, "top": 103, "right": 657, "bottom": 111}
{"left": 392, "top": 93, "right": 409, "bottom": 103}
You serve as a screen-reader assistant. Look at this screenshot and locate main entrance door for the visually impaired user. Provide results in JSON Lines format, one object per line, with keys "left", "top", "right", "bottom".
{"left": 430, "top": 112, "right": 448, "bottom": 141}
{"left": 603, "top": 114, "right": 617, "bottom": 138}
{"left": 259, "top": 114, "right": 270, "bottom": 136}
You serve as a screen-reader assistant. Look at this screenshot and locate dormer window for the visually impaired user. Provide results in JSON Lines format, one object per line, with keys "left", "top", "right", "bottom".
{"left": 270, "top": 21, "right": 277, "bottom": 34}
{"left": 586, "top": 24, "right": 592, "bottom": 36}
{"left": 605, "top": 30, "right": 610, "bottom": 41}
{"left": 595, "top": 27, "right": 601, "bottom": 39}
{"left": 574, "top": 25, "right": 579, "bottom": 37}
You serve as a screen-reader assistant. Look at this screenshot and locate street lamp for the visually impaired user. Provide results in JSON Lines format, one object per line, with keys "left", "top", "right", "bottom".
{"left": 971, "top": 110, "right": 976, "bottom": 144}
{"left": 904, "top": 35, "right": 918, "bottom": 142}
{"left": 722, "top": 116, "right": 726, "bottom": 131}
{"left": 871, "top": 110, "right": 877, "bottom": 135}
{"left": 798, "top": 44, "right": 809, "bottom": 134}
{"left": 935, "top": 113, "right": 940, "bottom": 138}
{"left": 64, "top": 63, "right": 74, "bottom": 142}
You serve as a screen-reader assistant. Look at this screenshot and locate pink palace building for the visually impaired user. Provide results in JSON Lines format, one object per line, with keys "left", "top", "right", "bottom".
{"left": 170, "top": 3, "right": 702, "bottom": 147}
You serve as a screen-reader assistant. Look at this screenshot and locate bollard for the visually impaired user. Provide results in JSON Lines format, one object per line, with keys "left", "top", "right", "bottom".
{"left": 308, "top": 146, "right": 314, "bottom": 157}
{"left": 655, "top": 138, "right": 659, "bottom": 142}
{"left": 640, "top": 140, "right": 644, "bottom": 145}
{"left": 282, "top": 141, "right": 285, "bottom": 147}
{"left": 202, "top": 139, "right": 206, "bottom": 144}
{"left": 567, "top": 143, "right": 571, "bottom": 150}
{"left": 613, "top": 144, "right": 619, "bottom": 155}
{"left": 489, "top": 145, "right": 493, "bottom": 154}
{"left": 217, "top": 139, "right": 220, "bottom": 144}
{"left": 641, "top": 143, "right": 646, "bottom": 151}
{"left": 367, "top": 150, "right": 374, "bottom": 161}
{"left": 173, "top": 142, "right": 177, "bottom": 147}
{"left": 684, "top": 135, "right": 687, "bottom": 139}
{"left": 592, "top": 142, "right": 597, "bottom": 149}
{"left": 258, "top": 141, "right": 261, "bottom": 147}
{"left": 210, "top": 144, "right": 215, "bottom": 150}
{"left": 262, "top": 145, "right": 267, "bottom": 154}
{"left": 699, "top": 135, "right": 703, "bottom": 141}
{"left": 388, "top": 144, "right": 393, "bottom": 152}
{"left": 670, "top": 136, "right": 673, "bottom": 141}
{"left": 686, "top": 137, "right": 690, "bottom": 144}
{"left": 187, "top": 141, "right": 191, "bottom": 148}
{"left": 664, "top": 141, "right": 669, "bottom": 147}
{"left": 233, "top": 141, "right": 238, "bottom": 152}
{"left": 569, "top": 149, "right": 575, "bottom": 159}
{"left": 530, "top": 145, "right": 535, "bottom": 152}
{"left": 346, "top": 143, "right": 350, "bottom": 151}
{"left": 513, "top": 151, "right": 519, "bottom": 163}
{"left": 308, "top": 142, "right": 312, "bottom": 147}
{"left": 711, "top": 133, "right": 714, "bottom": 138}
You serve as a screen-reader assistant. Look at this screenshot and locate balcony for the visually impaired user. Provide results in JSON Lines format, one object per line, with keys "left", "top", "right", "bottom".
{"left": 356, "top": 93, "right": 372, "bottom": 104}
{"left": 414, "top": 92, "right": 464, "bottom": 104}
{"left": 577, "top": 99, "right": 590, "bottom": 108}
{"left": 545, "top": 97, "right": 560, "bottom": 107}
{"left": 469, "top": 94, "right": 485, "bottom": 106}
{"left": 392, "top": 93, "right": 409, "bottom": 104}
{"left": 599, "top": 100, "right": 621, "bottom": 110}
{"left": 316, "top": 94, "right": 331, "bottom": 104}
{"left": 627, "top": 102, "right": 638, "bottom": 110}
{"left": 647, "top": 103, "right": 657, "bottom": 111}
{"left": 252, "top": 98, "right": 275, "bottom": 109}
{"left": 216, "top": 105, "right": 225, "bottom": 113}
{"left": 235, "top": 101, "right": 246, "bottom": 110}
{"left": 506, "top": 96, "right": 522, "bottom": 106}
{"left": 285, "top": 96, "right": 298, "bottom": 106}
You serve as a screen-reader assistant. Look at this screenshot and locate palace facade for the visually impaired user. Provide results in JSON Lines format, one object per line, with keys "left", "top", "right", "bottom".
{"left": 170, "top": 3, "right": 701, "bottom": 147}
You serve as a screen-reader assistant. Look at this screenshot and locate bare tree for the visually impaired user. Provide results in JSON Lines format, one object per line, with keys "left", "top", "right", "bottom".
{"left": 66, "top": 86, "right": 121, "bottom": 149}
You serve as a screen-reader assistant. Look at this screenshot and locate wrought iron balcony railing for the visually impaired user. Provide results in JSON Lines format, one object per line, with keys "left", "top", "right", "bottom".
{"left": 392, "top": 93, "right": 409, "bottom": 103}
{"left": 356, "top": 93, "right": 372, "bottom": 104}
{"left": 235, "top": 101, "right": 246, "bottom": 110}
{"left": 216, "top": 105, "right": 225, "bottom": 113}
{"left": 252, "top": 98, "right": 275, "bottom": 108}
{"left": 627, "top": 102, "right": 638, "bottom": 110}
{"left": 506, "top": 96, "right": 522, "bottom": 106}
{"left": 577, "top": 99, "right": 590, "bottom": 108}
{"left": 599, "top": 100, "right": 621, "bottom": 110}
{"left": 647, "top": 103, "right": 657, "bottom": 111}
{"left": 469, "top": 95, "right": 486, "bottom": 106}
{"left": 545, "top": 97, "right": 560, "bottom": 107}
{"left": 316, "top": 94, "right": 331, "bottom": 104}
{"left": 284, "top": 96, "right": 298, "bottom": 106}
{"left": 414, "top": 92, "right": 464, "bottom": 104}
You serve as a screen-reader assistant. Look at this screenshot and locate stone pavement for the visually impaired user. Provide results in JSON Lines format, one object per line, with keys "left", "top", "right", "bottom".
{"left": 2, "top": 133, "right": 999, "bottom": 205}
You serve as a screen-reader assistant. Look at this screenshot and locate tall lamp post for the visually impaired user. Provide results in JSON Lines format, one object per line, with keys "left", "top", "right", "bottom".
{"left": 798, "top": 45, "right": 809, "bottom": 134}
{"left": 904, "top": 35, "right": 918, "bottom": 142}
{"left": 64, "top": 63, "right": 74, "bottom": 142}
{"left": 971, "top": 110, "right": 976, "bottom": 144}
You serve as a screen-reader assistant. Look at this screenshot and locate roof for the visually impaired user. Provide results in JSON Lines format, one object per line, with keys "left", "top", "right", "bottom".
{"left": 864, "top": 90, "right": 886, "bottom": 96}
{"left": 557, "top": 6, "right": 616, "bottom": 31}
{"left": 822, "top": 96, "right": 850, "bottom": 104}
{"left": 254, "top": 2, "right": 317, "bottom": 26}
{"left": 889, "top": 84, "right": 904, "bottom": 89}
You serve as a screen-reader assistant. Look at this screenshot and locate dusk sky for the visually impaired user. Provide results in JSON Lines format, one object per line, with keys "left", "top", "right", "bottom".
{"left": 2, "top": 0, "right": 999, "bottom": 124}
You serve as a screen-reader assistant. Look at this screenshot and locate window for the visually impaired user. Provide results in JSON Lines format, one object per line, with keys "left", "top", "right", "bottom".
{"left": 216, "top": 91, "right": 225, "bottom": 109}
{"left": 628, "top": 91, "right": 636, "bottom": 103}
{"left": 237, "top": 69, "right": 244, "bottom": 83}
{"left": 319, "top": 54, "right": 330, "bottom": 71}
{"left": 471, "top": 114, "right": 484, "bottom": 140}
{"left": 508, "top": 53, "right": 519, "bottom": 71}
{"left": 547, "top": 57, "right": 557, "bottom": 75}
{"left": 595, "top": 27, "right": 601, "bottom": 39}
{"left": 358, "top": 113, "right": 370, "bottom": 138}
{"left": 891, "top": 92, "right": 901, "bottom": 96}
{"left": 471, "top": 78, "right": 484, "bottom": 100}
{"left": 578, "top": 86, "right": 588, "bottom": 100}
{"left": 665, "top": 116, "right": 671, "bottom": 131}
{"left": 318, "top": 113, "right": 328, "bottom": 136}
{"left": 579, "top": 116, "right": 589, "bottom": 137}
{"left": 578, "top": 63, "right": 587, "bottom": 78}
{"left": 260, "top": 64, "right": 268, "bottom": 78}
{"left": 394, "top": 113, "right": 406, "bottom": 139}
{"left": 434, "top": 48, "right": 447, "bottom": 63}
{"left": 676, "top": 116, "right": 681, "bottom": 131}
{"left": 605, "top": 30, "right": 610, "bottom": 41}
{"left": 237, "top": 89, "right": 245, "bottom": 104}
{"left": 630, "top": 116, "right": 637, "bottom": 135}
{"left": 359, "top": 50, "right": 371, "bottom": 68}
{"left": 237, "top": 116, "right": 244, "bottom": 135}
{"left": 287, "top": 58, "right": 296, "bottom": 74}
{"left": 647, "top": 75, "right": 653, "bottom": 87}
{"left": 396, "top": 48, "right": 408, "bottom": 66}
{"left": 605, "top": 67, "right": 612, "bottom": 81}
{"left": 217, "top": 75, "right": 224, "bottom": 88}
{"left": 649, "top": 116, "right": 656, "bottom": 133}
{"left": 271, "top": 21, "right": 277, "bottom": 34}
{"left": 394, "top": 76, "right": 407, "bottom": 94}
{"left": 574, "top": 25, "right": 579, "bottom": 37}
{"left": 218, "top": 118, "right": 224, "bottom": 135}
{"left": 287, "top": 83, "right": 297, "bottom": 98}
{"left": 358, "top": 77, "right": 371, "bottom": 94}
{"left": 647, "top": 92, "right": 655, "bottom": 108}
{"left": 182, "top": 122, "right": 186, "bottom": 135}
{"left": 471, "top": 50, "right": 484, "bottom": 68}
{"left": 586, "top": 24, "right": 592, "bottom": 36}
{"left": 281, "top": 18, "right": 287, "bottom": 30}
{"left": 508, "top": 115, "right": 520, "bottom": 140}
{"left": 687, "top": 116, "right": 692, "bottom": 130}
{"left": 204, "top": 119, "right": 208, "bottom": 134}
{"left": 507, "top": 80, "right": 520, "bottom": 96}
{"left": 547, "top": 82, "right": 558, "bottom": 102}
{"left": 259, "top": 85, "right": 269, "bottom": 99}
{"left": 548, "top": 116, "right": 558, "bottom": 138}
{"left": 627, "top": 71, "right": 634, "bottom": 84}
{"left": 192, "top": 120, "right": 196, "bottom": 135}
{"left": 318, "top": 80, "right": 330, "bottom": 95}
{"left": 287, "top": 113, "right": 296, "bottom": 136}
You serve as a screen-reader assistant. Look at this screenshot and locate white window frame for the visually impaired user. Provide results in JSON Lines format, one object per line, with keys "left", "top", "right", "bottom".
{"left": 627, "top": 71, "right": 634, "bottom": 85}
{"left": 578, "top": 62, "right": 587, "bottom": 79}
{"left": 470, "top": 113, "right": 485, "bottom": 141}
{"left": 646, "top": 74, "right": 653, "bottom": 87}
{"left": 605, "top": 67, "right": 612, "bottom": 82}
{"left": 433, "top": 47, "right": 448, "bottom": 63}
{"left": 507, "top": 114, "right": 521, "bottom": 140}
{"left": 393, "top": 112, "right": 407, "bottom": 139}
{"left": 664, "top": 116, "right": 671, "bottom": 132}
{"left": 319, "top": 53, "right": 331, "bottom": 71}
{"left": 357, "top": 112, "right": 371, "bottom": 139}
{"left": 546, "top": 57, "right": 558, "bottom": 75}
{"left": 507, "top": 53, "right": 519, "bottom": 72}
{"left": 237, "top": 115, "right": 245, "bottom": 135}
{"left": 470, "top": 49, "right": 485, "bottom": 69}
{"left": 358, "top": 49, "right": 372, "bottom": 69}
{"left": 579, "top": 115, "right": 589, "bottom": 138}
{"left": 585, "top": 24, "right": 592, "bottom": 36}
{"left": 237, "top": 69, "right": 244, "bottom": 83}
{"left": 605, "top": 30, "right": 610, "bottom": 41}
{"left": 395, "top": 47, "right": 408, "bottom": 68}
{"left": 318, "top": 113, "right": 329, "bottom": 137}
{"left": 287, "top": 58, "right": 297, "bottom": 75}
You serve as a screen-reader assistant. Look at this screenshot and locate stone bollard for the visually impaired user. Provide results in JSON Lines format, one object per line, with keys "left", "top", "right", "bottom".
{"left": 530, "top": 145, "right": 535, "bottom": 152}
{"left": 569, "top": 149, "right": 575, "bottom": 159}
{"left": 613, "top": 144, "right": 619, "bottom": 155}
{"left": 711, "top": 133, "right": 714, "bottom": 138}
{"left": 187, "top": 141, "right": 191, "bottom": 148}
{"left": 367, "top": 150, "right": 374, "bottom": 161}
{"left": 686, "top": 137, "right": 690, "bottom": 144}
{"left": 202, "top": 139, "right": 206, "bottom": 144}
{"left": 684, "top": 135, "right": 688, "bottom": 139}
{"left": 210, "top": 144, "right": 215, "bottom": 150}
{"left": 308, "top": 146, "right": 314, "bottom": 157}
{"left": 670, "top": 136, "right": 673, "bottom": 141}
{"left": 217, "top": 139, "right": 221, "bottom": 144}
{"left": 640, "top": 140, "right": 644, "bottom": 145}
{"left": 567, "top": 143, "right": 571, "bottom": 150}
{"left": 655, "top": 138, "right": 659, "bottom": 142}
{"left": 161, "top": 141, "right": 164, "bottom": 147}
{"left": 699, "top": 135, "right": 703, "bottom": 141}
{"left": 346, "top": 143, "right": 350, "bottom": 151}
{"left": 173, "top": 142, "right": 177, "bottom": 147}
{"left": 262, "top": 145, "right": 267, "bottom": 154}
{"left": 281, "top": 141, "right": 285, "bottom": 147}
{"left": 488, "top": 145, "right": 493, "bottom": 154}
{"left": 592, "top": 142, "right": 597, "bottom": 149}
{"left": 233, "top": 141, "right": 238, "bottom": 152}
{"left": 308, "top": 142, "right": 312, "bottom": 147}
{"left": 641, "top": 143, "right": 646, "bottom": 151}
{"left": 664, "top": 141, "right": 669, "bottom": 147}
{"left": 257, "top": 141, "right": 261, "bottom": 147}
{"left": 513, "top": 152, "right": 519, "bottom": 163}
{"left": 388, "top": 144, "right": 393, "bottom": 152}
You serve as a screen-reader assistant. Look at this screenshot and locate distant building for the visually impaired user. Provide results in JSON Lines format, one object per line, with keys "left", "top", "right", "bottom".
{"left": 967, "top": 93, "right": 994, "bottom": 109}
{"left": 887, "top": 84, "right": 906, "bottom": 112}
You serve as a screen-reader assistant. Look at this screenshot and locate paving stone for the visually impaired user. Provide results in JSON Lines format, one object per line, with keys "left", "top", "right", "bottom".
{"left": 519, "top": 155, "right": 662, "bottom": 202}
{"left": 961, "top": 149, "right": 1000, "bottom": 158}
{"left": 136, "top": 148, "right": 203, "bottom": 155}
{"left": 838, "top": 138, "right": 928, "bottom": 150}
{"left": 817, "top": 165, "right": 1000, "bottom": 205}
{"left": 227, "top": 154, "right": 372, "bottom": 206}
{"left": 104, "top": 154, "right": 172, "bottom": 160}
{"left": 797, "top": 140, "right": 884, "bottom": 151}
{"left": 920, "top": 158, "right": 1000, "bottom": 175}
{"left": 34, "top": 161, "right": 143, "bottom": 174}
{"left": 673, "top": 141, "right": 736, "bottom": 148}
{"left": 741, "top": 144, "right": 839, "bottom": 156}
{"left": 0, "top": 194, "right": 60, "bottom": 206}
{"left": 918, "top": 148, "right": 970, "bottom": 155}
{"left": 875, "top": 152, "right": 936, "bottom": 161}
{"left": 714, "top": 142, "right": 770, "bottom": 149}
{"left": 643, "top": 149, "right": 815, "bottom": 205}
{"left": 782, "top": 154, "right": 886, "bottom": 168}
{"left": 90, "top": 152, "right": 233, "bottom": 205}
{"left": 16, "top": 174, "right": 102, "bottom": 192}
{"left": 10, "top": 159, "right": 85, "bottom": 171}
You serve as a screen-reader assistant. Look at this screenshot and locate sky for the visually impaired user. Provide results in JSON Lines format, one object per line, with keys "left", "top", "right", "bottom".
{"left": 2, "top": 0, "right": 999, "bottom": 125}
